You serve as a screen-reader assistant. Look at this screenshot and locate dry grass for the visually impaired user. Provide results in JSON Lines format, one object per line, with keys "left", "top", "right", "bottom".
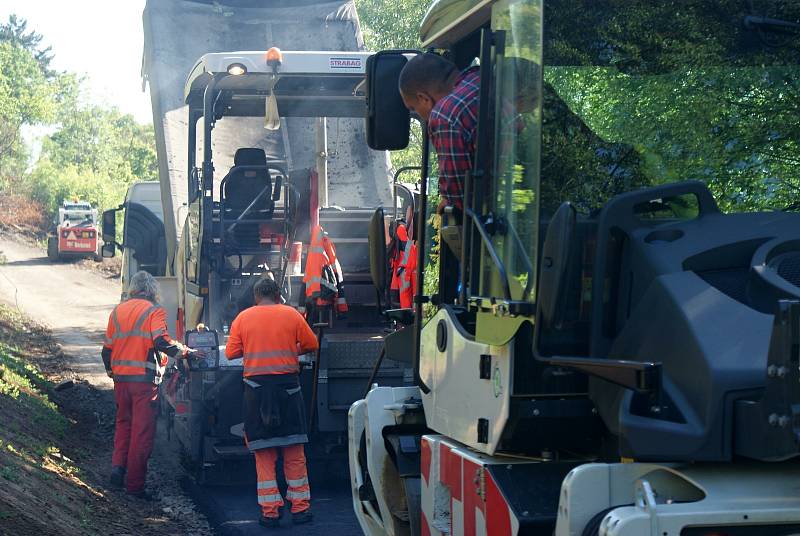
{"left": 0, "top": 194, "right": 48, "bottom": 231}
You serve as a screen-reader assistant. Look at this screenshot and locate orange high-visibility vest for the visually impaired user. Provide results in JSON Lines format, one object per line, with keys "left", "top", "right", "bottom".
{"left": 322, "top": 233, "right": 348, "bottom": 314}
{"left": 389, "top": 223, "right": 407, "bottom": 293}
{"left": 303, "top": 225, "right": 347, "bottom": 313}
{"left": 104, "top": 298, "right": 169, "bottom": 383}
{"left": 399, "top": 241, "right": 417, "bottom": 309}
{"left": 225, "top": 304, "right": 319, "bottom": 377}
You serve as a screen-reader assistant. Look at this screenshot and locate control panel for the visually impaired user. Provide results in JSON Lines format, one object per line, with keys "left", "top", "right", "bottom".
{"left": 185, "top": 328, "right": 220, "bottom": 370}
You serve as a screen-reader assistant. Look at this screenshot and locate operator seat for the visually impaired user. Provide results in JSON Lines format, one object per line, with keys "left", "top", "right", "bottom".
{"left": 222, "top": 148, "right": 274, "bottom": 218}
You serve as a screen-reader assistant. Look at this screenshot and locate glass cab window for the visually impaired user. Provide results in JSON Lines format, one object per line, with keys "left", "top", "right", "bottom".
{"left": 482, "top": 0, "right": 543, "bottom": 304}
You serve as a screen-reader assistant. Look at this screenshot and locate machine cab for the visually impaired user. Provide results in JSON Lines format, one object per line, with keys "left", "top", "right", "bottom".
{"left": 363, "top": 0, "right": 800, "bottom": 462}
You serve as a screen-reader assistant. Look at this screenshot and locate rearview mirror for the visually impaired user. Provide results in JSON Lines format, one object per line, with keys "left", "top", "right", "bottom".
{"left": 102, "top": 208, "right": 117, "bottom": 244}
{"left": 101, "top": 242, "right": 116, "bottom": 259}
{"left": 366, "top": 52, "right": 412, "bottom": 150}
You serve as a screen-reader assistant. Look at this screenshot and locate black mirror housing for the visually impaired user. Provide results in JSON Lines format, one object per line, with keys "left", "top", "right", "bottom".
{"left": 101, "top": 242, "right": 116, "bottom": 259}
{"left": 366, "top": 52, "right": 412, "bottom": 150}
{"left": 102, "top": 208, "right": 118, "bottom": 244}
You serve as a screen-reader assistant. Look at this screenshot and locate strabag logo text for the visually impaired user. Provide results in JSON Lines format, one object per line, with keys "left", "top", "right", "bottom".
{"left": 329, "top": 57, "right": 363, "bottom": 71}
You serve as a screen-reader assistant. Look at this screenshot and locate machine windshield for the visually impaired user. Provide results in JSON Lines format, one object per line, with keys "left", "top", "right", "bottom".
{"left": 540, "top": 0, "right": 800, "bottom": 217}
{"left": 485, "top": 0, "right": 800, "bottom": 304}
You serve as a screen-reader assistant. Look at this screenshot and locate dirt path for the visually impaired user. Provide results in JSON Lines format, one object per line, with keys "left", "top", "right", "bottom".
{"left": 0, "top": 234, "right": 214, "bottom": 535}
{"left": 0, "top": 235, "right": 118, "bottom": 387}
{"left": 0, "top": 234, "right": 362, "bottom": 535}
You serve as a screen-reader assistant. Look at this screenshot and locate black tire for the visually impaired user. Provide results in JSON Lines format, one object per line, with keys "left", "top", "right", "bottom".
{"left": 581, "top": 507, "right": 622, "bottom": 536}
{"left": 46, "top": 237, "right": 59, "bottom": 261}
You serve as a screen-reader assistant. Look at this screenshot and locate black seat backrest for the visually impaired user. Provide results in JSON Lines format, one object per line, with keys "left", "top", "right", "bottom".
{"left": 589, "top": 181, "right": 719, "bottom": 357}
{"left": 222, "top": 148, "right": 273, "bottom": 214}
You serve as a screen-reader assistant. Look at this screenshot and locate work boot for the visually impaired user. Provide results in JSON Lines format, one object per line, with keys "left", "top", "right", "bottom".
{"left": 292, "top": 509, "right": 313, "bottom": 525}
{"left": 127, "top": 489, "right": 157, "bottom": 502}
{"left": 109, "top": 466, "right": 125, "bottom": 489}
{"left": 259, "top": 515, "right": 281, "bottom": 528}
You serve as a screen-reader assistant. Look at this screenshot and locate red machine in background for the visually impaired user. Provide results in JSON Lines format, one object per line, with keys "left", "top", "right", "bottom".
{"left": 47, "top": 200, "right": 101, "bottom": 262}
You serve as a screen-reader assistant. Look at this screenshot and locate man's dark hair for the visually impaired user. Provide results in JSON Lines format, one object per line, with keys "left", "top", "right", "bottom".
{"left": 254, "top": 277, "right": 281, "bottom": 303}
{"left": 398, "top": 53, "right": 457, "bottom": 97}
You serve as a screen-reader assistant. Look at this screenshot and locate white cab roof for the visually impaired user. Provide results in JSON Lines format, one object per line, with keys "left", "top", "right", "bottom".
{"left": 184, "top": 50, "right": 371, "bottom": 117}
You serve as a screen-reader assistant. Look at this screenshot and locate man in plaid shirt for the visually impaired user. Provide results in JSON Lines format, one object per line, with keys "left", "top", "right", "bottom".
{"left": 399, "top": 53, "right": 480, "bottom": 215}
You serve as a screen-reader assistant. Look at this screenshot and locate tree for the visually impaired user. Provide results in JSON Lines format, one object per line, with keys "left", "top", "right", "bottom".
{"left": 26, "top": 103, "right": 158, "bottom": 214}
{"left": 0, "top": 41, "right": 60, "bottom": 187}
{"left": 357, "top": 0, "right": 429, "bottom": 51}
{"left": 0, "top": 15, "right": 53, "bottom": 75}
{"left": 540, "top": 0, "right": 800, "bottom": 213}
{"left": 0, "top": 15, "right": 76, "bottom": 190}
{"left": 357, "top": 0, "right": 431, "bottom": 174}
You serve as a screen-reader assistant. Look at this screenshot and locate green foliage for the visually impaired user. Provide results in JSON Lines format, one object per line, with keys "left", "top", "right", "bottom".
{"left": 0, "top": 16, "right": 73, "bottom": 189}
{"left": 546, "top": 66, "right": 800, "bottom": 213}
{"left": 0, "top": 309, "right": 66, "bottom": 439}
{"left": 0, "top": 14, "right": 53, "bottom": 75}
{"left": 23, "top": 102, "right": 158, "bottom": 216}
{"left": 25, "top": 162, "right": 124, "bottom": 217}
{"left": 539, "top": 0, "right": 800, "bottom": 214}
{"left": 45, "top": 105, "right": 157, "bottom": 181}
{"left": 0, "top": 42, "right": 57, "bottom": 182}
{"left": 357, "top": 0, "right": 430, "bottom": 174}
{"left": 0, "top": 13, "right": 156, "bottom": 222}
{"left": 357, "top": 0, "right": 429, "bottom": 51}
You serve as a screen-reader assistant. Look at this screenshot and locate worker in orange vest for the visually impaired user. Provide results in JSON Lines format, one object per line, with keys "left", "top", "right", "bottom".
{"left": 102, "top": 270, "right": 196, "bottom": 498}
{"left": 388, "top": 221, "right": 408, "bottom": 307}
{"left": 225, "top": 277, "right": 319, "bottom": 528}
{"left": 396, "top": 206, "right": 416, "bottom": 310}
{"left": 399, "top": 239, "right": 418, "bottom": 309}
{"left": 303, "top": 225, "right": 348, "bottom": 316}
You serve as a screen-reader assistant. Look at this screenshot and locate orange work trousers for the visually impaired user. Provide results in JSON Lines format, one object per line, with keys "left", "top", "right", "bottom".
{"left": 254, "top": 444, "right": 311, "bottom": 518}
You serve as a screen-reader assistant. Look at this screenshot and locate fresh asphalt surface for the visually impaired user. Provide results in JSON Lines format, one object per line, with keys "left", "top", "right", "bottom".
{"left": 0, "top": 236, "right": 363, "bottom": 535}
{"left": 189, "top": 462, "right": 362, "bottom": 535}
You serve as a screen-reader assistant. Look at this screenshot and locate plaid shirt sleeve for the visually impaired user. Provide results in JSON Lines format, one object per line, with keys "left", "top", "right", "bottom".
{"left": 429, "top": 115, "right": 470, "bottom": 209}
{"left": 427, "top": 68, "right": 480, "bottom": 211}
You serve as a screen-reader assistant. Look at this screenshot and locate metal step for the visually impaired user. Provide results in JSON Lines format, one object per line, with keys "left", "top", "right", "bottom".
{"left": 212, "top": 444, "right": 250, "bottom": 458}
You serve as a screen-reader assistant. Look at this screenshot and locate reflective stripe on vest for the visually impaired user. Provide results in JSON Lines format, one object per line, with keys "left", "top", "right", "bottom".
{"left": 303, "top": 226, "right": 328, "bottom": 297}
{"left": 110, "top": 303, "right": 163, "bottom": 382}
{"left": 399, "top": 241, "right": 413, "bottom": 292}
{"left": 113, "top": 359, "right": 158, "bottom": 370}
{"left": 243, "top": 349, "right": 298, "bottom": 376}
{"left": 399, "top": 242, "right": 416, "bottom": 308}
{"left": 306, "top": 276, "right": 338, "bottom": 292}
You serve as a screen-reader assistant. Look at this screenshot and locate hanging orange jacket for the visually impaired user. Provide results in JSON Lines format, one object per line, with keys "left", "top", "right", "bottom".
{"left": 303, "top": 225, "right": 347, "bottom": 314}
{"left": 225, "top": 304, "right": 319, "bottom": 377}
{"left": 103, "top": 298, "right": 170, "bottom": 383}
{"left": 399, "top": 241, "right": 417, "bottom": 309}
{"left": 322, "top": 233, "right": 348, "bottom": 314}
{"left": 389, "top": 223, "right": 407, "bottom": 295}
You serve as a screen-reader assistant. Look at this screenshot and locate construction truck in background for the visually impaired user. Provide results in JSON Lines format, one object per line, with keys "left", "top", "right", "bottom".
{"left": 47, "top": 200, "right": 102, "bottom": 262}
{"left": 102, "top": 0, "right": 414, "bottom": 483}
{"left": 350, "top": 1, "right": 800, "bottom": 535}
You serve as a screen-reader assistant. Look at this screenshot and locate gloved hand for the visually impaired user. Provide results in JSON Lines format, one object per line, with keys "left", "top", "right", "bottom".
{"left": 106, "top": 369, "right": 114, "bottom": 378}
{"left": 184, "top": 347, "right": 207, "bottom": 359}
